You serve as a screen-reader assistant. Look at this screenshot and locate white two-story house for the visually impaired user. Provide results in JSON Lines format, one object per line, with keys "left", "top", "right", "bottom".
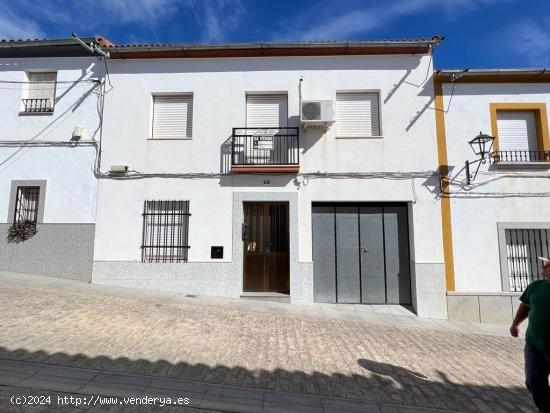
{"left": 435, "top": 69, "right": 550, "bottom": 323}
{"left": 91, "top": 38, "right": 447, "bottom": 318}
{"left": 0, "top": 37, "right": 109, "bottom": 281}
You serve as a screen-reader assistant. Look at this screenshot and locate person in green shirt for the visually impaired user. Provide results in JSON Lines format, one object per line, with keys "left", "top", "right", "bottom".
{"left": 511, "top": 256, "right": 550, "bottom": 412}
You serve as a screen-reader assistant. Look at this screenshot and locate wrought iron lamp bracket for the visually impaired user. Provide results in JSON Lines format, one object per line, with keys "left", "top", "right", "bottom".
{"left": 465, "top": 156, "right": 487, "bottom": 185}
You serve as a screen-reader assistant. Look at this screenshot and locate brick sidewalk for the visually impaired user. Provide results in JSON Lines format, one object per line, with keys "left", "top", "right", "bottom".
{"left": 0, "top": 280, "right": 534, "bottom": 412}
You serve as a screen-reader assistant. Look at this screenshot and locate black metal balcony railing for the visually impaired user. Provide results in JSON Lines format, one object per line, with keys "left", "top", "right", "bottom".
{"left": 231, "top": 127, "right": 299, "bottom": 166}
{"left": 492, "top": 150, "right": 550, "bottom": 163}
{"left": 22, "top": 98, "right": 54, "bottom": 113}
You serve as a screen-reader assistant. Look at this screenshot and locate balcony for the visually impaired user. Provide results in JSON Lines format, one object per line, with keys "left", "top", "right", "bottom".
{"left": 231, "top": 127, "right": 300, "bottom": 173}
{"left": 21, "top": 98, "right": 54, "bottom": 113}
{"left": 492, "top": 150, "right": 550, "bottom": 168}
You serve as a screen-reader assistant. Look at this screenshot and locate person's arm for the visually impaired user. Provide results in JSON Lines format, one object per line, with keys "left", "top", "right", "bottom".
{"left": 510, "top": 302, "right": 530, "bottom": 337}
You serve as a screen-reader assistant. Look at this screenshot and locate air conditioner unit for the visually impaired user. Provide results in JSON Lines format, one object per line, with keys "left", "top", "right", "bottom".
{"left": 300, "top": 100, "right": 334, "bottom": 126}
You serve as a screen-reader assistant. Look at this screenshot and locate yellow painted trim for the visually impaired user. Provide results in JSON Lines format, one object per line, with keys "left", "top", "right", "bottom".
{"left": 489, "top": 103, "right": 550, "bottom": 152}
{"left": 433, "top": 80, "right": 455, "bottom": 292}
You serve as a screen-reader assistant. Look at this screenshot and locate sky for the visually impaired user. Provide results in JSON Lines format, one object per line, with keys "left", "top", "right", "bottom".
{"left": 1, "top": 0, "right": 549, "bottom": 69}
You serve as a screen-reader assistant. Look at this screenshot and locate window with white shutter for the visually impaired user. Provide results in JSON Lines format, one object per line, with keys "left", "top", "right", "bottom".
{"left": 152, "top": 95, "right": 193, "bottom": 139}
{"left": 23, "top": 71, "right": 57, "bottom": 112}
{"left": 496, "top": 111, "right": 537, "bottom": 151}
{"left": 246, "top": 94, "right": 288, "bottom": 128}
{"left": 336, "top": 92, "right": 381, "bottom": 138}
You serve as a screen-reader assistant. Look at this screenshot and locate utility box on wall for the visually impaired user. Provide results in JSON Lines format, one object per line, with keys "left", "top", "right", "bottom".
{"left": 211, "top": 246, "right": 223, "bottom": 259}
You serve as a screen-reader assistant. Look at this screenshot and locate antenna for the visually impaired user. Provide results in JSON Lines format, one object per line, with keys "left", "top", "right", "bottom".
{"left": 72, "top": 33, "right": 110, "bottom": 59}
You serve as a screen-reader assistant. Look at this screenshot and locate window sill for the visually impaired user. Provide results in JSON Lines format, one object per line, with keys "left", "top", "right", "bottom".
{"left": 335, "top": 135, "right": 383, "bottom": 139}
{"left": 18, "top": 111, "right": 54, "bottom": 116}
{"left": 492, "top": 161, "right": 550, "bottom": 169}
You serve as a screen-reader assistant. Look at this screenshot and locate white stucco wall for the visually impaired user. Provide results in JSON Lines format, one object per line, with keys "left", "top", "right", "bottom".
{"left": 96, "top": 54, "right": 441, "bottom": 257}
{"left": 442, "top": 82, "right": 550, "bottom": 292}
{"left": 93, "top": 54, "right": 444, "bottom": 313}
{"left": 0, "top": 57, "right": 102, "bottom": 224}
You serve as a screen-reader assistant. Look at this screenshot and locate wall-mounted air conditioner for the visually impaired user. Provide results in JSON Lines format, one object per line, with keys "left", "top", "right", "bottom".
{"left": 300, "top": 100, "right": 334, "bottom": 126}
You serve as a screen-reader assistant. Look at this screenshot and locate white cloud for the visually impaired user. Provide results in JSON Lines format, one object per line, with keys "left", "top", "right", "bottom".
{"left": 0, "top": 6, "right": 44, "bottom": 40}
{"left": 92, "top": 0, "right": 181, "bottom": 24}
{"left": 186, "top": 0, "right": 245, "bottom": 43}
{"left": 0, "top": 0, "right": 245, "bottom": 43}
{"left": 506, "top": 18, "right": 550, "bottom": 66}
{"left": 277, "top": 0, "right": 508, "bottom": 41}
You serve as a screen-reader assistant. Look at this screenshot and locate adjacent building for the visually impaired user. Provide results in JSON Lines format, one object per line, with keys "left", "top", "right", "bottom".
{"left": 0, "top": 37, "right": 109, "bottom": 281}
{"left": 435, "top": 69, "right": 550, "bottom": 323}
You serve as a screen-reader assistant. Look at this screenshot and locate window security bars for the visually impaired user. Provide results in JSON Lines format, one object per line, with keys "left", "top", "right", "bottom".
{"left": 14, "top": 186, "right": 40, "bottom": 223}
{"left": 505, "top": 228, "right": 550, "bottom": 291}
{"left": 141, "top": 200, "right": 190, "bottom": 263}
{"left": 492, "top": 150, "right": 550, "bottom": 163}
{"left": 231, "top": 127, "right": 299, "bottom": 166}
{"left": 22, "top": 98, "right": 54, "bottom": 113}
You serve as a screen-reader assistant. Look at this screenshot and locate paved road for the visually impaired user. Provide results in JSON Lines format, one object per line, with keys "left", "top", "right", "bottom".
{"left": 0, "top": 273, "right": 534, "bottom": 412}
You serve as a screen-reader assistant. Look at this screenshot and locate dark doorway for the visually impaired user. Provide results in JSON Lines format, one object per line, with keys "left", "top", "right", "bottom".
{"left": 312, "top": 203, "right": 411, "bottom": 304}
{"left": 243, "top": 202, "right": 290, "bottom": 293}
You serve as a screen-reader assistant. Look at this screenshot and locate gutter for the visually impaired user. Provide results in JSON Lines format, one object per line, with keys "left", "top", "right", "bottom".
{"left": 108, "top": 38, "right": 443, "bottom": 53}
{"left": 435, "top": 68, "right": 550, "bottom": 82}
{"left": 0, "top": 37, "right": 98, "bottom": 48}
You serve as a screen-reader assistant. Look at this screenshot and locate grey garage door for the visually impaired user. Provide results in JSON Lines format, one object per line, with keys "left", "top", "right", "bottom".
{"left": 312, "top": 203, "right": 411, "bottom": 304}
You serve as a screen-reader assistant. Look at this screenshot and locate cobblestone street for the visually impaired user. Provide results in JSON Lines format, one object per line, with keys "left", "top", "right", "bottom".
{"left": 0, "top": 275, "right": 534, "bottom": 412}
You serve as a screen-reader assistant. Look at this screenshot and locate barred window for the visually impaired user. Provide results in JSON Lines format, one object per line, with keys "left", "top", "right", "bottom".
{"left": 141, "top": 200, "right": 190, "bottom": 263}
{"left": 505, "top": 228, "right": 549, "bottom": 291}
{"left": 14, "top": 186, "right": 40, "bottom": 223}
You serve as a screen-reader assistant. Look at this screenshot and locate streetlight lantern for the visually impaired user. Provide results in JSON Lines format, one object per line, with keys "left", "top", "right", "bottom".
{"left": 465, "top": 131, "right": 495, "bottom": 185}
{"left": 468, "top": 131, "right": 494, "bottom": 157}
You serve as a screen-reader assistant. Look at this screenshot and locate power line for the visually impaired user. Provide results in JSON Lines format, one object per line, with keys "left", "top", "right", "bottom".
{"left": 0, "top": 78, "right": 98, "bottom": 84}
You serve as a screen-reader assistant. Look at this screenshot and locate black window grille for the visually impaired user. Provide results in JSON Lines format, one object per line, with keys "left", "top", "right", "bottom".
{"left": 505, "top": 228, "right": 550, "bottom": 291}
{"left": 141, "top": 200, "right": 190, "bottom": 263}
{"left": 14, "top": 186, "right": 40, "bottom": 223}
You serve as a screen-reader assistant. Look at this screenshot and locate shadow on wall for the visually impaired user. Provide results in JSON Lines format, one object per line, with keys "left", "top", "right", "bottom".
{"left": 0, "top": 347, "right": 532, "bottom": 412}
{"left": 219, "top": 135, "right": 233, "bottom": 174}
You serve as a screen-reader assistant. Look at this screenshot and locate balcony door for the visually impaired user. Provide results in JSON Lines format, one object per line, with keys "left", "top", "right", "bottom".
{"left": 243, "top": 202, "right": 290, "bottom": 293}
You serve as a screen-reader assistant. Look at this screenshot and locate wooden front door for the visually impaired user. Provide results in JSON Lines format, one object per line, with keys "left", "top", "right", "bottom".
{"left": 243, "top": 202, "right": 289, "bottom": 293}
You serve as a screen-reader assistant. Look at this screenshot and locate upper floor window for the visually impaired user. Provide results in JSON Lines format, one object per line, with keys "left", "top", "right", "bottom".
{"left": 14, "top": 186, "right": 40, "bottom": 223}
{"left": 22, "top": 71, "right": 57, "bottom": 113}
{"left": 491, "top": 103, "right": 550, "bottom": 163}
{"left": 336, "top": 92, "right": 381, "bottom": 138}
{"left": 151, "top": 94, "right": 193, "bottom": 139}
{"left": 246, "top": 94, "right": 288, "bottom": 128}
{"left": 497, "top": 111, "right": 537, "bottom": 151}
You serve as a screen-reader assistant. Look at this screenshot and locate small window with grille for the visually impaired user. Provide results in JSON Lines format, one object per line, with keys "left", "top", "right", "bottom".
{"left": 14, "top": 186, "right": 40, "bottom": 223}
{"left": 22, "top": 71, "right": 57, "bottom": 113}
{"left": 141, "top": 200, "right": 190, "bottom": 263}
{"left": 504, "top": 228, "right": 550, "bottom": 291}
